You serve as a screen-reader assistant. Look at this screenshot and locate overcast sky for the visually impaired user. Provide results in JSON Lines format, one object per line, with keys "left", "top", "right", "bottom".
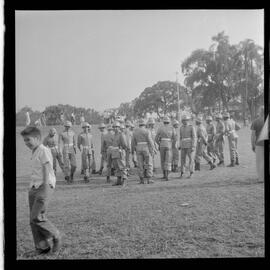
{"left": 15, "top": 10, "right": 264, "bottom": 113}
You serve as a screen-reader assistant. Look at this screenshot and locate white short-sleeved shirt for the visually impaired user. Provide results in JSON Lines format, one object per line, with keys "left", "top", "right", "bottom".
{"left": 30, "top": 144, "right": 56, "bottom": 188}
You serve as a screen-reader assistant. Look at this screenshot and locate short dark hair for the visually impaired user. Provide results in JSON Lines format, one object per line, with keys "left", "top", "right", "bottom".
{"left": 20, "top": 126, "right": 41, "bottom": 138}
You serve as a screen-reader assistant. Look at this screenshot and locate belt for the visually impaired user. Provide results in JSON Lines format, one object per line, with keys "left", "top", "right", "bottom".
{"left": 182, "top": 138, "right": 191, "bottom": 141}
{"left": 111, "top": 146, "right": 119, "bottom": 149}
{"left": 82, "top": 146, "right": 92, "bottom": 149}
{"left": 137, "top": 142, "right": 147, "bottom": 145}
{"left": 161, "top": 138, "right": 171, "bottom": 141}
{"left": 64, "top": 143, "right": 73, "bottom": 147}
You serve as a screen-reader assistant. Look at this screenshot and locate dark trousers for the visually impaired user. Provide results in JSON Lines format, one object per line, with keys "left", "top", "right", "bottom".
{"left": 28, "top": 184, "right": 60, "bottom": 250}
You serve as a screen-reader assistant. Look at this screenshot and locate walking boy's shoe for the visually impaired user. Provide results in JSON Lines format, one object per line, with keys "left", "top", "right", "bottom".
{"left": 52, "top": 235, "right": 62, "bottom": 253}
{"left": 139, "top": 177, "right": 144, "bottom": 184}
{"left": 235, "top": 158, "right": 239, "bottom": 165}
{"left": 113, "top": 176, "right": 122, "bottom": 186}
{"left": 209, "top": 162, "right": 216, "bottom": 170}
{"left": 146, "top": 178, "right": 154, "bottom": 184}
{"left": 195, "top": 162, "right": 200, "bottom": 171}
{"left": 217, "top": 160, "right": 224, "bottom": 166}
{"left": 227, "top": 160, "right": 235, "bottom": 167}
{"left": 179, "top": 172, "right": 184, "bottom": 178}
{"left": 84, "top": 176, "right": 89, "bottom": 183}
{"left": 187, "top": 172, "right": 193, "bottom": 179}
{"left": 106, "top": 176, "right": 111, "bottom": 183}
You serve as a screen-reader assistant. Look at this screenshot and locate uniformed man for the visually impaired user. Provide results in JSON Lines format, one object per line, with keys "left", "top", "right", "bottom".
{"left": 214, "top": 113, "right": 225, "bottom": 166}
{"left": 147, "top": 118, "right": 158, "bottom": 172}
{"left": 102, "top": 124, "right": 115, "bottom": 183}
{"left": 179, "top": 114, "right": 197, "bottom": 178}
{"left": 223, "top": 112, "right": 238, "bottom": 167}
{"left": 155, "top": 116, "right": 177, "bottom": 181}
{"left": 59, "top": 121, "right": 77, "bottom": 183}
{"left": 110, "top": 121, "right": 129, "bottom": 186}
{"left": 43, "top": 127, "right": 64, "bottom": 175}
{"left": 124, "top": 121, "right": 134, "bottom": 175}
{"left": 172, "top": 119, "right": 180, "bottom": 172}
{"left": 129, "top": 122, "right": 138, "bottom": 168}
{"left": 98, "top": 123, "right": 107, "bottom": 175}
{"left": 77, "top": 122, "right": 94, "bottom": 182}
{"left": 205, "top": 116, "right": 218, "bottom": 164}
{"left": 132, "top": 119, "right": 155, "bottom": 184}
{"left": 194, "top": 116, "right": 216, "bottom": 171}
{"left": 88, "top": 124, "right": 97, "bottom": 174}
{"left": 229, "top": 114, "right": 240, "bottom": 165}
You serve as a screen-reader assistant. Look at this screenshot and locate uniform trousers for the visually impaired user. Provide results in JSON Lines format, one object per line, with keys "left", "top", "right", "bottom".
{"left": 180, "top": 148, "right": 195, "bottom": 173}
{"left": 159, "top": 147, "right": 172, "bottom": 171}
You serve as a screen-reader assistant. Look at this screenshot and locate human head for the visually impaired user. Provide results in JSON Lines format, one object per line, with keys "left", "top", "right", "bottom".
{"left": 195, "top": 116, "right": 203, "bottom": 125}
{"left": 21, "top": 126, "right": 41, "bottom": 150}
{"left": 64, "top": 120, "right": 72, "bottom": 130}
{"left": 215, "top": 114, "right": 222, "bottom": 122}
{"left": 130, "top": 123, "right": 135, "bottom": 130}
{"left": 98, "top": 123, "right": 106, "bottom": 132}
{"left": 82, "top": 122, "right": 90, "bottom": 131}
{"left": 147, "top": 118, "right": 155, "bottom": 128}
{"left": 181, "top": 114, "right": 190, "bottom": 125}
{"left": 172, "top": 119, "right": 179, "bottom": 128}
{"left": 113, "top": 121, "right": 120, "bottom": 132}
{"left": 49, "top": 127, "right": 57, "bottom": 136}
{"left": 138, "top": 118, "right": 146, "bottom": 127}
{"left": 120, "top": 124, "right": 125, "bottom": 132}
{"left": 163, "top": 116, "right": 170, "bottom": 125}
{"left": 107, "top": 124, "right": 114, "bottom": 133}
{"left": 125, "top": 120, "right": 131, "bottom": 129}
{"left": 223, "top": 112, "right": 230, "bottom": 120}
{"left": 206, "top": 115, "right": 213, "bottom": 124}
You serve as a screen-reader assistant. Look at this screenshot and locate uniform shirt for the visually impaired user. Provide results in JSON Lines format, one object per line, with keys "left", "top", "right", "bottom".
{"left": 179, "top": 124, "right": 197, "bottom": 148}
{"left": 101, "top": 133, "right": 114, "bottom": 153}
{"left": 59, "top": 130, "right": 76, "bottom": 152}
{"left": 112, "top": 132, "right": 129, "bottom": 151}
{"left": 155, "top": 125, "right": 177, "bottom": 148}
{"left": 43, "top": 134, "right": 59, "bottom": 149}
{"left": 251, "top": 116, "right": 265, "bottom": 145}
{"left": 131, "top": 127, "right": 155, "bottom": 153}
{"left": 196, "top": 124, "right": 208, "bottom": 145}
{"left": 77, "top": 132, "right": 94, "bottom": 150}
{"left": 224, "top": 119, "right": 238, "bottom": 138}
{"left": 148, "top": 127, "right": 159, "bottom": 152}
{"left": 30, "top": 144, "right": 56, "bottom": 189}
{"left": 124, "top": 129, "right": 133, "bottom": 151}
{"left": 206, "top": 123, "right": 216, "bottom": 142}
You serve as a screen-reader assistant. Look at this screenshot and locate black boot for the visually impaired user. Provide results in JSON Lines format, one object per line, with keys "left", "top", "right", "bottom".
{"left": 111, "top": 168, "right": 115, "bottom": 176}
{"left": 113, "top": 176, "right": 122, "bottom": 186}
{"left": 99, "top": 167, "right": 103, "bottom": 175}
{"left": 139, "top": 177, "right": 144, "bottom": 184}
{"left": 217, "top": 160, "right": 224, "bottom": 166}
{"left": 227, "top": 160, "right": 235, "bottom": 167}
{"left": 106, "top": 176, "right": 111, "bottom": 183}
{"left": 235, "top": 157, "right": 239, "bottom": 165}
{"left": 121, "top": 178, "right": 127, "bottom": 187}
{"left": 195, "top": 162, "right": 200, "bottom": 171}
{"left": 84, "top": 176, "right": 89, "bottom": 183}
{"left": 180, "top": 172, "right": 184, "bottom": 178}
{"left": 144, "top": 169, "right": 147, "bottom": 178}
{"left": 187, "top": 172, "right": 193, "bottom": 178}
{"left": 146, "top": 177, "right": 154, "bottom": 184}
{"left": 209, "top": 162, "right": 216, "bottom": 170}
{"left": 165, "top": 170, "right": 169, "bottom": 181}
{"left": 161, "top": 170, "right": 166, "bottom": 179}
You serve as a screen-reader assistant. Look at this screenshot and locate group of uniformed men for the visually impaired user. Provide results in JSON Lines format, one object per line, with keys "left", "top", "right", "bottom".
{"left": 42, "top": 111, "right": 240, "bottom": 186}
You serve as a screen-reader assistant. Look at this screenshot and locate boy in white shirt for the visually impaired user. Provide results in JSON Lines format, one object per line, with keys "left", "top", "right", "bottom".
{"left": 21, "top": 126, "right": 62, "bottom": 255}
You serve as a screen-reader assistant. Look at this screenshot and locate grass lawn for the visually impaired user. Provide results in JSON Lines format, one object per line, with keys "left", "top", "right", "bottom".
{"left": 16, "top": 125, "right": 264, "bottom": 259}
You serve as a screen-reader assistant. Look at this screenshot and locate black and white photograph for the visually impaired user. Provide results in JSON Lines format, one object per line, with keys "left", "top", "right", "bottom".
{"left": 10, "top": 8, "right": 268, "bottom": 260}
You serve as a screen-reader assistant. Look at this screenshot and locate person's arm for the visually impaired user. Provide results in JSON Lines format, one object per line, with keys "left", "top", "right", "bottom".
{"left": 191, "top": 127, "right": 197, "bottom": 151}
{"left": 43, "top": 137, "right": 48, "bottom": 147}
{"left": 40, "top": 148, "right": 52, "bottom": 187}
{"left": 251, "top": 130, "right": 256, "bottom": 152}
{"left": 42, "top": 162, "right": 51, "bottom": 185}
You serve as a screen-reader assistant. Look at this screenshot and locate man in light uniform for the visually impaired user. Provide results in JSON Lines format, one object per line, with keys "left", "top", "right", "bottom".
{"left": 59, "top": 121, "right": 77, "bottom": 183}
{"left": 205, "top": 116, "right": 217, "bottom": 164}
{"left": 110, "top": 121, "right": 129, "bottom": 186}
{"left": 172, "top": 119, "right": 180, "bottom": 172}
{"left": 132, "top": 119, "right": 155, "bottom": 184}
{"left": 77, "top": 122, "right": 94, "bottom": 182}
{"left": 147, "top": 118, "right": 158, "bottom": 172}
{"left": 179, "top": 114, "right": 197, "bottom": 178}
{"left": 98, "top": 123, "right": 107, "bottom": 175}
{"left": 123, "top": 121, "right": 133, "bottom": 175}
{"left": 229, "top": 114, "right": 240, "bottom": 165}
{"left": 194, "top": 116, "right": 216, "bottom": 171}
{"left": 214, "top": 114, "right": 225, "bottom": 166}
{"left": 155, "top": 116, "right": 177, "bottom": 181}
{"left": 223, "top": 112, "right": 238, "bottom": 167}
{"left": 102, "top": 124, "right": 115, "bottom": 182}
{"left": 129, "top": 122, "right": 138, "bottom": 168}
{"left": 43, "top": 127, "right": 64, "bottom": 175}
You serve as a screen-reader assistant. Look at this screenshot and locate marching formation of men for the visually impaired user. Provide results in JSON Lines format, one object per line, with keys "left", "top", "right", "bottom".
{"left": 42, "top": 111, "right": 241, "bottom": 186}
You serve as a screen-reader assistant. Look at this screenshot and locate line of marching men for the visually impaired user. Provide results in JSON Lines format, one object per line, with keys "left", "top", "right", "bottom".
{"left": 42, "top": 111, "right": 240, "bottom": 186}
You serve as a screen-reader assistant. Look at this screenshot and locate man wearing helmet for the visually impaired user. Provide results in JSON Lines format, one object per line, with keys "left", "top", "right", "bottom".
{"left": 123, "top": 120, "right": 133, "bottom": 176}
{"left": 59, "top": 121, "right": 77, "bottom": 183}
{"left": 110, "top": 121, "right": 129, "bottom": 186}
{"left": 172, "top": 119, "right": 180, "bottom": 172}
{"left": 98, "top": 123, "right": 107, "bottom": 175}
{"left": 195, "top": 116, "right": 216, "bottom": 171}
{"left": 129, "top": 122, "right": 138, "bottom": 168}
{"left": 223, "top": 112, "right": 238, "bottom": 167}
{"left": 205, "top": 116, "right": 218, "bottom": 164}
{"left": 179, "top": 114, "right": 197, "bottom": 178}
{"left": 155, "top": 116, "right": 177, "bottom": 181}
{"left": 214, "top": 114, "right": 225, "bottom": 166}
{"left": 132, "top": 118, "right": 155, "bottom": 184}
{"left": 43, "top": 127, "right": 64, "bottom": 175}
{"left": 77, "top": 122, "right": 94, "bottom": 182}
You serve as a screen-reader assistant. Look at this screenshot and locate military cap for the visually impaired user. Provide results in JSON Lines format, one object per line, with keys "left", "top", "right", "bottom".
{"left": 172, "top": 119, "right": 179, "bottom": 126}
{"left": 49, "top": 127, "right": 57, "bottom": 134}
{"left": 130, "top": 122, "right": 135, "bottom": 128}
{"left": 181, "top": 114, "right": 190, "bottom": 121}
{"left": 163, "top": 116, "right": 170, "bottom": 123}
{"left": 138, "top": 118, "right": 146, "bottom": 126}
{"left": 82, "top": 122, "right": 90, "bottom": 128}
{"left": 206, "top": 116, "right": 213, "bottom": 121}
{"left": 223, "top": 112, "right": 230, "bottom": 118}
{"left": 107, "top": 124, "right": 113, "bottom": 130}
{"left": 120, "top": 124, "right": 125, "bottom": 129}
{"left": 195, "top": 116, "right": 203, "bottom": 123}
{"left": 215, "top": 114, "right": 223, "bottom": 119}
{"left": 147, "top": 118, "right": 155, "bottom": 125}
{"left": 125, "top": 120, "right": 132, "bottom": 127}
{"left": 64, "top": 120, "right": 72, "bottom": 127}
{"left": 98, "top": 123, "right": 106, "bottom": 129}
{"left": 113, "top": 121, "right": 120, "bottom": 127}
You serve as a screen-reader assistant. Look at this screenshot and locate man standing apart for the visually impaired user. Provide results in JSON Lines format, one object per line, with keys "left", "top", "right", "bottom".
{"left": 98, "top": 123, "right": 107, "bottom": 175}
{"left": 155, "top": 116, "right": 177, "bottom": 181}
{"left": 59, "top": 121, "right": 77, "bottom": 183}
{"left": 179, "top": 114, "right": 197, "bottom": 178}
{"left": 172, "top": 119, "right": 180, "bottom": 172}
{"left": 130, "top": 122, "right": 138, "bottom": 168}
{"left": 214, "top": 114, "right": 225, "bottom": 166}
{"left": 251, "top": 106, "right": 265, "bottom": 182}
{"left": 132, "top": 119, "right": 155, "bottom": 184}
{"left": 77, "top": 122, "right": 94, "bottom": 182}
{"left": 205, "top": 116, "right": 217, "bottom": 164}
{"left": 194, "top": 116, "right": 216, "bottom": 171}
{"left": 111, "top": 121, "right": 129, "bottom": 186}
{"left": 43, "top": 128, "right": 64, "bottom": 175}
{"left": 124, "top": 121, "right": 133, "bottom": 175}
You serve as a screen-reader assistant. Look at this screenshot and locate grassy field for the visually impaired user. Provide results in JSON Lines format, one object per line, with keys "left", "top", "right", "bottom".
{"left": 16, "top": 124, "right": 264, "bottom": 259}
